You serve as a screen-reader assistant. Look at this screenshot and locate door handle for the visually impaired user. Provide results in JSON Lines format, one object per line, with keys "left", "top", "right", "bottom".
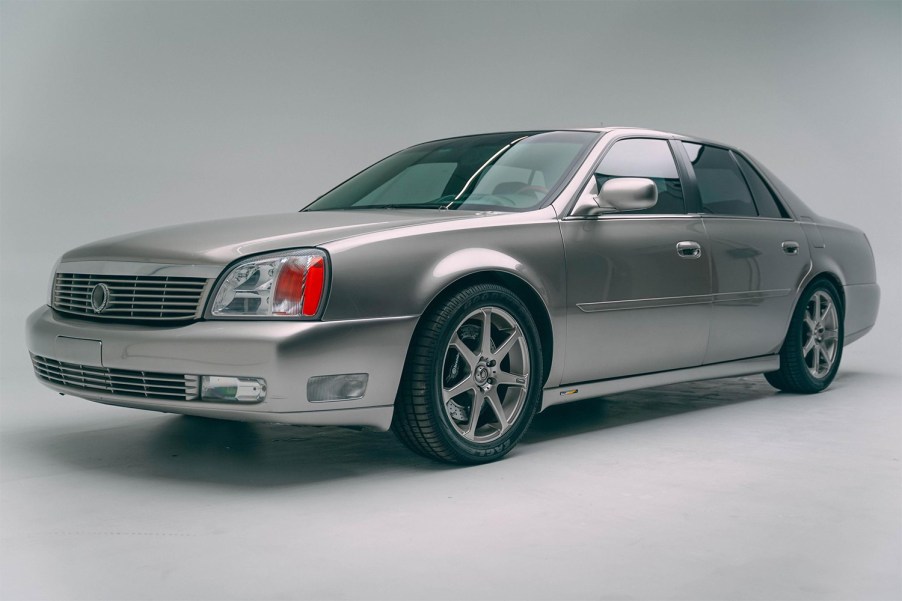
{"left": 782, "top": 241, "right": 800, "bottom": 255}
{"left": 676, "top": 240, "right": 702, "bottom": 259}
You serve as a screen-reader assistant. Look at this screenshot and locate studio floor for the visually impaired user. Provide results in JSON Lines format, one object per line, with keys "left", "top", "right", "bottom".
{"left": 1, "top": 351, "right": 899, "bottom": 601}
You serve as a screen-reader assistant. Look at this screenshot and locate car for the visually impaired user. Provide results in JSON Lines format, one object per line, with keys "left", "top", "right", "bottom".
{"left": 26, "top": 127, "right": 880, "bottom": 464}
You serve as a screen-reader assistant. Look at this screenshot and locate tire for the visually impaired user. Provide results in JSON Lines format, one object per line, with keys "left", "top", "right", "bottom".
{"left": 392, "top": 284, "right": 543, "bottom": 464}
{"left": 765, "top": 279, "right": 844, "bottom": 394}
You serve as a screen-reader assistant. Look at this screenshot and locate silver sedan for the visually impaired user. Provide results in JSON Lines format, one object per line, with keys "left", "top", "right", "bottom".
{"left": 26, "top": 128, "right": 880, "bottom": 463}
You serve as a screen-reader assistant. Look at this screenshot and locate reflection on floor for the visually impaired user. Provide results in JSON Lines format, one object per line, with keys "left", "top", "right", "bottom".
{"left": 1, "top": 359, "right": 899, "bottom": 600}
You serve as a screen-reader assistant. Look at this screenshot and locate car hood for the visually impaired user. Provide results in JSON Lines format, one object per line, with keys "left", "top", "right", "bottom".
{"left": 60, "top": 210, "right": 473, "bottom": 266}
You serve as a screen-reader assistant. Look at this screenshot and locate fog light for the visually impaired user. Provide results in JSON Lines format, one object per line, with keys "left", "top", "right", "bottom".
{"left": 307, "top": 373, "right": 368, "bottom": 403}
{"left": 201, "top": 376, "right": 266, "bottom": 403}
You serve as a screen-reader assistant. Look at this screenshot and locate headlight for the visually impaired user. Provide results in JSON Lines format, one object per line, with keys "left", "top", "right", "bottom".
{"left": 209, "top": 249, "right": 328, "bottom": 318}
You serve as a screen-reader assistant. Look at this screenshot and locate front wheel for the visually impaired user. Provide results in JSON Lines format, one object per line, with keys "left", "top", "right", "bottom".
{"left": 392, "top": 284, "right": 543, "bottom": 464}
{"left": 765, "top": 279, "right": 844, "bottom": 394}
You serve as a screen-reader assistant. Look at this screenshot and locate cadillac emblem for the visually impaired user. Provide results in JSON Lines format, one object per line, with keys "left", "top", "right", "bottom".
{"left": 90, "top": 283, "right": 111, "bottom": 314}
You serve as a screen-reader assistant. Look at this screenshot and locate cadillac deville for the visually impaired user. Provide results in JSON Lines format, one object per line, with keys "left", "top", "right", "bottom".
{"left": 26, "top": 128, "right": 880, "bottom": 463}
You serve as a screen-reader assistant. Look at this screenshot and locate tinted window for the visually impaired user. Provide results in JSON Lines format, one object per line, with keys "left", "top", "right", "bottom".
{"left": 595, "top": 138, "right": 685, "bottom": 214}
{"left": 305, "top": 131, "right": 598, "bottom": 212}
{"left": 357, "top": 163, "right": 457, "bottom": 206}
{"left": 734, "top": 153, "right": 787, "bottom": 218}
{"left": 471, "top": 164, "right": 546, "bottom": 194}
{"left": 683, "top": 143, "right": 756, "bottom": 217}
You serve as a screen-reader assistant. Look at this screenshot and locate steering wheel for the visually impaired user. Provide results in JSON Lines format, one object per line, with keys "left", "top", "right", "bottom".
{"left": 494, "top": 185, "right": 549, "bottom": 207}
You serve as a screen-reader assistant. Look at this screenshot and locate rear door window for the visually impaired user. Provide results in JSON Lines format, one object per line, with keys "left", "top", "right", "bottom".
{"left": 682, "top": 143, "right": 756, "bottom": 217}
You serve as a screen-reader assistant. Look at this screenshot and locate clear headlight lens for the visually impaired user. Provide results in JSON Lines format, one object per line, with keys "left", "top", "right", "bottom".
{"left": 209, "top": 249, "right": 328, "bottom": 318}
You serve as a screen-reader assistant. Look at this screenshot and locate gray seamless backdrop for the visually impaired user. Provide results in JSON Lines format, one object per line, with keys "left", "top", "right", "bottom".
{"left": 2, "top": 1, "right": 900, "bottom": 392}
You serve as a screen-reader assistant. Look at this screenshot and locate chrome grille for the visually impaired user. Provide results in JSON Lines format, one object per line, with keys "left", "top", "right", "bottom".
{"left": 52, "top": 273, "right": 208, "bottom": 321}
{"left": 31, "top": 355, "right": 200, "bottom": 401}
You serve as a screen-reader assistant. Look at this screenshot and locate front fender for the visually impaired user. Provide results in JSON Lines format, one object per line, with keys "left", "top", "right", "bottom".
{"left": 320, "top": 208, "right": 568, "bottom": 385}
{"left": 425, "top": 248, "right": 552, "bottom": 308}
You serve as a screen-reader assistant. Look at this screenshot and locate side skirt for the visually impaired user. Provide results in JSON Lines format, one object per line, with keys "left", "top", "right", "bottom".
{"left": 541, "top": 355, "right": 779, "bottom": 411}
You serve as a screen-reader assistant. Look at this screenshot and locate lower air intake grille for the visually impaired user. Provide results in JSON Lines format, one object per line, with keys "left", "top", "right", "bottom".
{"left": 31, "top": 355, "right": 199, "bottom": 401}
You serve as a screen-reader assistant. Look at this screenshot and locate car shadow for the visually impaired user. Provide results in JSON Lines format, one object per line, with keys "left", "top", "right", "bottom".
{"left": 523, "top": 368, "right": 883, "bottom": 444}
{"left": 27, "top": 370, "right": 878, "bottom": 487}
{"left": 22, "top": 412, "right": 448, "bottom": 488}
{"left": 522, "top": 374, "right": 777, "bottom": 444}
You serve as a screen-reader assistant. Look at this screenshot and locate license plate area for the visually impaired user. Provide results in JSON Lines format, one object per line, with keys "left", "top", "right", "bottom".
{"left": 54, "top": 336, "right": 102, "bottom": 366}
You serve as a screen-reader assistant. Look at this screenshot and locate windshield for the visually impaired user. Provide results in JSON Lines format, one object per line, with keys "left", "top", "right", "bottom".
{"left": 303, "top": 131, "right": 598, "bottom": 212}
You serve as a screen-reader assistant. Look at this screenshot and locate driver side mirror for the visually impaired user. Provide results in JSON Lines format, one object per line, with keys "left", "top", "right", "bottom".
{"left": 570, "top": 177, "right": 659, "bottom": 217}
{"left": 597, "top": 177, "right": 658, "bottom": 212}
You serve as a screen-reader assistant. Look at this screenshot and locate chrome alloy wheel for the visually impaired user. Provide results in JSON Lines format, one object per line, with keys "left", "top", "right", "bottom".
{"left": 441, "top": 307, "right": 530, "bottom": 443}
{"left": 803, "top": 290, "right": 840, "bottom": 379}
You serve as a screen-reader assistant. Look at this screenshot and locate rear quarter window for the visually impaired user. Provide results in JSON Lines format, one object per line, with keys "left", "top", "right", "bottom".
{"left": 733, "top": 153, "right": 789, "bottom": 218}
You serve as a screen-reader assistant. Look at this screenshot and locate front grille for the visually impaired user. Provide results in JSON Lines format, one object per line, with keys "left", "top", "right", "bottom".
{"left": 31, "top": 355, "right": 200, "bottom": 401}
{"left": 52, "top": 273, "right": 209, "bottom": 321}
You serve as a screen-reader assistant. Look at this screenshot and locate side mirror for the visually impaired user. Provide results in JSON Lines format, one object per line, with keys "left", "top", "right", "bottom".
{"left": 598, "top": 177, "right": 658, "bottom": 212}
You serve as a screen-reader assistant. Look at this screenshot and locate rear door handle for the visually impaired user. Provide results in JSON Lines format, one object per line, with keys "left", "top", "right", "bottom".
{"left": 782, "top": 241, "right": 800, "bottom": 255}
{"left": 676, "top": 240, "right": 702, "bottom": 259}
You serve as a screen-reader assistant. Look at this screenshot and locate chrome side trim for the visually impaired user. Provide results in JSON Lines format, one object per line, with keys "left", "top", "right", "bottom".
{"left": 698, "top": 214, "right": 795, "bottom": 223}
{"left": 578, "top": 293, "right": 711, "bottom": 312}
{"left": 712, "top": 289, "right": 791, "bottom": 303}
{"left": 562, "top": 214, "right": 700, "bottom": 222}
{"left": 542, "top": 355, "right": 779, "bottom": 410}
{"left": 576, "top": 289, "right": 791, "bottom": 312}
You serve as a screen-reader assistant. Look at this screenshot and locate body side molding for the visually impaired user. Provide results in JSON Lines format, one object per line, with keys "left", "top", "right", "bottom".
{"left": 577, "top": 289, "right": 791, "bottom": 313}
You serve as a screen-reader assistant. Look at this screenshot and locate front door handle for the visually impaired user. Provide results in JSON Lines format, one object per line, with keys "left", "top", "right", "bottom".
{"left": 676, "top": 240, "right": 702, "bottom": 259}
{"left": 782, "top": 241, "right": 800, "bottom": 255}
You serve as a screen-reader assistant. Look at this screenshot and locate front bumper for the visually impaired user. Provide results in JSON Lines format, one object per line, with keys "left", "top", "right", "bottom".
{"left": 26, "top": 306, "right": 420, "bottom": 430}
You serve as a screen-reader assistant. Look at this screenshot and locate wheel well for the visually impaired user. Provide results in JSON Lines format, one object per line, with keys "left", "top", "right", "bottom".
{"left": 808, "top": 272, "right": 845, "bottom": 311}
{"left": 780, "top": 272, "right": 846, "bottom": 348}
{"left": 418, "top": 271, "right": 554, "bottom": 385}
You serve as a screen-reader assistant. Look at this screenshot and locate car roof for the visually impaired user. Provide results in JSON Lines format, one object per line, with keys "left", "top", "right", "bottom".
{"left": 572, "top": 126, "right": 731, "bottom": 148}
{"left": 436, "top": 127, "right": 732, "bottom": 149}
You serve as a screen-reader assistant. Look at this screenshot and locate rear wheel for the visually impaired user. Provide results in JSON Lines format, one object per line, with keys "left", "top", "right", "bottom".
{"left": 765, "top": 279, "right": 844, "bottom": 394}
{"left": 392, "top": 284, "right": 542, "bottom": 464}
